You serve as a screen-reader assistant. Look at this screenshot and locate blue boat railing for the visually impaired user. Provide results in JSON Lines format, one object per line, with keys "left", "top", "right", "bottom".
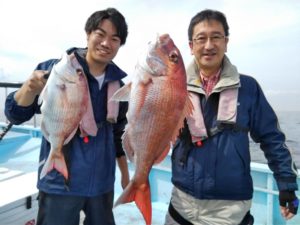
{"left": 0, "top": 81, "right": 39, "bottom": 128}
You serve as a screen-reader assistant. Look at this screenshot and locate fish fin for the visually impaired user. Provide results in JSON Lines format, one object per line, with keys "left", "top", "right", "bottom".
{"left": 114, "top": 181, "right": 152, "bottom": 225}
{"left": 38, "top": 85, "right": 48, "bottom": 105}
{"left": 110, "top": 82, "right": 132, "bottom": 102}
{"left": 79, "top": 99, "right": 97, "bottom": 137}
{"left": 40, "top": 121, "right": 50, "bottom": 142}
{"left": 171, "top": 95, "right": 194, "bottom": 144}
{"left": 40, "top": 150, "right": 68, "bottom": 180}
{"left": 70, "top": 53, "right": 81, "bottom": 68}
{"left": 122, "top": 130, "right": 135, "bottom": 163}
{"left": 79, "top": 79, "right": 98, "bottom": 136}
{"left": 140, "top": 72, "right": 153, "bottom": 85}
{"left": 64, "top": 128, "right": 78, "bottom": 144}
{"left": 154, "top": 144, "right": 170, "bottom": 164}
{"left": 107, "top": 81, "right": 120, "bottom": 123}
{"left": 135, "top": 183, "right": 152, "bottom": 225}
{"left": 114, "top": 181, "right": 135, "bottom": 207}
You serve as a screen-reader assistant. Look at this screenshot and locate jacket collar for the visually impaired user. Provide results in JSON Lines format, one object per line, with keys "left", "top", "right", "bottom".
{"left": 186, "top": 55, "right": 240, "bottom": 94}
{"left": 67, "top": 47, "right": 127, "bottom": 82}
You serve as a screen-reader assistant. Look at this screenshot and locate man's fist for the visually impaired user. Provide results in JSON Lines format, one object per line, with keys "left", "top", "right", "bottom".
{"left": 279, "top": 190, "right": 298, "bottom": 219}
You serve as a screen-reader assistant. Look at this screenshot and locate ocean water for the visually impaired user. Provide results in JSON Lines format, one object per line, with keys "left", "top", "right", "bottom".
{"left": 250, "top": 111, "right": 300, "bottom": 168}
{"left": 0, "top": 87, "right": 299, "bottom": 168}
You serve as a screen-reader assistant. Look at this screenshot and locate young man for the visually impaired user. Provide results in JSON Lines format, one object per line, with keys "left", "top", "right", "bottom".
{"left": 165, "top": 9, "right": 299, "bottom": 225}
{"left": 5, "top": 8, "right": 129, "bottom": 225}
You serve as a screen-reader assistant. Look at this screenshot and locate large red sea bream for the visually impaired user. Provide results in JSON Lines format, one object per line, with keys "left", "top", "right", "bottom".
{"left": 112, "top": 34, "right": 193, "bottom": 225}
{"left": 38, "top": 53, "right": 97, "bottom": 180}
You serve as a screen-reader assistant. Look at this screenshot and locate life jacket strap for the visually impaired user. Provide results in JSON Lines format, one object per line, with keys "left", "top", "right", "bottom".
{"left": 208, "top": 123, "right": 249, "bottom": 137}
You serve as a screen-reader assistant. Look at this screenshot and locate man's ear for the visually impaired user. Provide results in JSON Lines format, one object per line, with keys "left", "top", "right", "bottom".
{"left": 86, "top": 33, "right": 91, "bottom": 42}
{"left": 189, "top": 41, "right": 194, "bottom": 55}
{"left": 225, "top": 37, "right": 229, "bottom": 52}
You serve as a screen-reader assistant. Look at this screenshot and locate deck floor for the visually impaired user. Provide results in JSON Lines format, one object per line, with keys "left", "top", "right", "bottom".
{"left": 79, "top": 202, "right": 167, "bottom": 225}
{"left": 114, "top": 202, "right": 167, "bottom": 225}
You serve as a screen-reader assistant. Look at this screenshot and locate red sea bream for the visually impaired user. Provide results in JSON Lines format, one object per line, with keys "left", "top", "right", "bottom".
{"left": 112, "top": 34, "right": 193, "bottom": 225}
{"left": 38, "top": 53, "right": 97, "bottom": 180}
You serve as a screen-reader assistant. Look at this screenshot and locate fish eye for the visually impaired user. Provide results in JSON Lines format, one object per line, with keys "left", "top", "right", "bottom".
{"left": 169, "top": 51, "right": 178, "bottom": 63}
{"left": 76, "top": 69, "right": 83, "bottom": 75}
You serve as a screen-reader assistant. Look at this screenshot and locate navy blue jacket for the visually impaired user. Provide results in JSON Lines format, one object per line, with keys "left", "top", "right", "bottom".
{"left": 171, "top": 56, "right": 298, "bottom": 200}
{"left": 5, "top": 48, "right": 128, "bottom": 196}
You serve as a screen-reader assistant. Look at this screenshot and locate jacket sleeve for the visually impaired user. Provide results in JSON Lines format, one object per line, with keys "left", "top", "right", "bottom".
{"left": 249, "top": 78, "right": 298, "bottom": 191}
{"left": 113, "top": 100, "right": 128, "bottom": 158}
{"left": 5, "top": 92, "right": 40, "bottom": 125}
{"left": 4, "top": 59, "right": 58, "bottom": 125}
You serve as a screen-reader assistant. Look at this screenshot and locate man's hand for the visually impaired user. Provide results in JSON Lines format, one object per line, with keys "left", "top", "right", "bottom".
{"left": 25, "top": 70, "right": 49, "bottom": 95}
{"left": 279, "top": 190, "right": 299, "bottom": 220}
{"left": 117, "top": 155, "right": 130, "bottom": 189}
{"left": 14, "top": 70, "right": 49, "bottom": 106}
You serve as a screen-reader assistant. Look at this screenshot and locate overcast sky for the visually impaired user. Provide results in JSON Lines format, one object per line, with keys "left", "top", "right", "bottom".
{"left": 1, "top": 0, "right": 300, "bottom": 111}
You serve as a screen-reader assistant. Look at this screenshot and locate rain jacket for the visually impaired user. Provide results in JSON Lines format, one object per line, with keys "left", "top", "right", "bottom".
{"left": 171, "top": 55, "right": 298, "bottom": 200}
{"left": 5, "top": 48, "right": 128, "bottom": 197}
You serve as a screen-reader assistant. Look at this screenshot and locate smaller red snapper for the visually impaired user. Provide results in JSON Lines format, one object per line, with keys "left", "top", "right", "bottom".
{"left": 39, "top": 53, "right": 97, "bottom": 180}
{"left": 111, "top": 34, "right": 193, "bottom": 225}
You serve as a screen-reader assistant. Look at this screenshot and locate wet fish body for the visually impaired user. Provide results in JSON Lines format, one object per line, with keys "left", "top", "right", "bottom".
{"left": 39, "top": 53, "right": 97, "bottom": 180}
{"left": 112, "top": 34, "right": 193, "bottom": 225}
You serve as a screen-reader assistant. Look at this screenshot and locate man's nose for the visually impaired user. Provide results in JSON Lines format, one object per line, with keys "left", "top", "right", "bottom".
{"left": 204, "top": 38, "right": 214, "bottom": 49}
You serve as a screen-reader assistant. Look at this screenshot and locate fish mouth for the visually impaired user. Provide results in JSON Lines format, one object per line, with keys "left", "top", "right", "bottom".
{"left": 156, "top": 34, "right": 179, "bottom": 63}
{"left": 157, "top": 33, "right": 171, "bottom": 45}
{"left": 145, "top": 54, "right": 166, "bottom": 76}
{"left": 157, "top": 34, "right": 180, "bottom": 63}
{"left": 138, "top": 33, "right": 179, "bottom": 76}
{"left": 143, "top": 34, "right": 172, "bottom": 76}
{"left": 137, "top": 43, "right": 166, "bottom": 76}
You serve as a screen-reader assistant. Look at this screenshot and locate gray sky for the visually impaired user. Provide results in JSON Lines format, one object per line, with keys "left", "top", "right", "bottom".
{"left": 1, "top": 0, "right": 300, "bottom": 111}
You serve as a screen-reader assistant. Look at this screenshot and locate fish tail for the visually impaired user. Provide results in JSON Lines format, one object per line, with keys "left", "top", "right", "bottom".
{"left": 114, "top": 181, "right": 152, "bottom": 225}
{"left": 136, "top": 183, "right": 152, "bottom": 225}
{"left": 40, "top": 151, "right": 68, "bottom": 180}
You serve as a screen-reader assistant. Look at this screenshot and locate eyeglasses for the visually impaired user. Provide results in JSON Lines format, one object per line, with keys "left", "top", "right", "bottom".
{"left": 193, "top": 34, "right": 226, "bottom": 45}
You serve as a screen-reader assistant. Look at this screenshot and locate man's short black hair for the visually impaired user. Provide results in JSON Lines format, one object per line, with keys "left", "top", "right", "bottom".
{"left": 188, "top": 9, "right": 229, "bottom": 41}
{"left": 85, "top": 8, "right": 128, "bottom": 45}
